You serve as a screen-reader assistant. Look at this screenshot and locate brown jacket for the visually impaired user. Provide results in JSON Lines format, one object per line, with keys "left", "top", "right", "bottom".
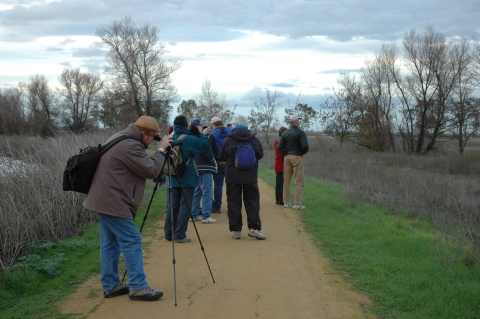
{"left": 83, "top": 124, "right": 165, "bottom": 219}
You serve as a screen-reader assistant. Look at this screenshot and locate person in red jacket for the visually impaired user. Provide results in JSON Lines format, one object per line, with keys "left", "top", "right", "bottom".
{"left": 273, "top": 126, "right": 287, "bottom": 205}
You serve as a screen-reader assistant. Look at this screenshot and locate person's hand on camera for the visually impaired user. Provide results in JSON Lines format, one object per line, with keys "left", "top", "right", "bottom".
{"left": 157, "top": 135, "right": 171, "bottom": 150}
{"left": 203, "top": 127, "right": 211, "bottom": 135}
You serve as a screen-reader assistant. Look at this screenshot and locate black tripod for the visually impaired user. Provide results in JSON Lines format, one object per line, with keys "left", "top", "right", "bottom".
{"left": 122, "top": 144, "right": 215, "bottom": 306}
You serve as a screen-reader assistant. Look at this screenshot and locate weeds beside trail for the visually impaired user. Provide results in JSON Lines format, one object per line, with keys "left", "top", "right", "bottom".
{"left": 260, "top": 164, "right": 480, "bottom": 319}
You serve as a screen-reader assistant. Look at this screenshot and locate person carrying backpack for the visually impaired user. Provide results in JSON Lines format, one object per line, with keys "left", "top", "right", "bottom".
{"left": 209, "top": 116, "right": 230, "bottom": 214}
{"left": 83, "top": 116, "right": 171, "bottom": 301}
{"left": 218, "top": 117, "right": 266, "bottom": 240}
{"left": 163, "top": 115, "right": 212, "bottom": 243}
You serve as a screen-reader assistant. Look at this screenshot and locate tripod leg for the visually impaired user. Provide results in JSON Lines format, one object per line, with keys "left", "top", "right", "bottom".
{"left": 170, "top": 161, "right": 216, "bottom": 284}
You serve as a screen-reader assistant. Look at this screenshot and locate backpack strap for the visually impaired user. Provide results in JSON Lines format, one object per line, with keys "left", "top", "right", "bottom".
{"left": 100, "top": 135, "right": 134, "bottom": 155}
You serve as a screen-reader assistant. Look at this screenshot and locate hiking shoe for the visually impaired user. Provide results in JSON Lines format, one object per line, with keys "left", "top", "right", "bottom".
{"left": 104, "top": 282, "right": 129, "bottom": 298}
{"left": 189, "top": 216, "right": 202, "bottom": 222}
{"left": 283, "top": 202, "right": 292, "bottom": 208}
{"left": 248, "top": 229, "right": 266, "bottom": 240}
{"left": 201, "top": 217, "right": 217, "bottom": 224}
{"left": 212, "top": 208, "right": 222, "bottom": 214}
{"left": 129, "top": 286, "right": 163, "bottom": 301}
{"left": 175, "top": 236, "right": 192, "bottom": 243}
{"left": 293, "top": 204, "right": 306, "bottom": 210}
{"left": 232, "top": 231, "right": 241, "bottom": 239}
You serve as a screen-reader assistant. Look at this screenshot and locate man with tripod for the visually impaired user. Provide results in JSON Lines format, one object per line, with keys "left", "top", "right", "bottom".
{"left": 83, "top": 116, "right": 170, "bottom": 301}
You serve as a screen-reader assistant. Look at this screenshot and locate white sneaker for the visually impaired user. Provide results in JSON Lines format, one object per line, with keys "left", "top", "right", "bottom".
{"left": 284, "top": 202, "right": 292, "bottom": 208}
{"left": 248, "top": 229, "right": 267, "bottom": 240}
{"left": 201, "top": 217, "right": 217, "bottom": 224}
{"left": 293, "top": 204, "right": 306, "bottom": 210}
{"left": 190, "top": 216, "right": 202, "bottom": 222}
{"left": 232, "top": 231, "right": 241, "bottom": 239}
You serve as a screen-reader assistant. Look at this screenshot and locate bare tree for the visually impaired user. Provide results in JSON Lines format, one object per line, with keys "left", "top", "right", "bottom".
{"left": 471, "top": 34, "right": 480, "bottom": 85}
{"left": 446, "top": 41, "right": 480, "bottom": 154}
{"left": 177, "top": 99, "right": 197, "bottom": 122}
{"left": 0, "top": 87, "right": 26, "bottom": 134}
{"left": 284, "top": 103, "right": 318, "bottom": 132}
{"left": 58, "top": 68, "right": 103, "bottom": 133}
{"left": 96, "top": 16, "right": 180, "bottom": 123}
{"left": 356, "top": 46, "right": 397, "bottom": 152}
{"left": 248, "top": 89, "right": 281, "bottom": 145}
{"left": 319, "top": 95, "right": 355, "bottom": 147}
{"left": 196, "top": 79, "right": 236, "bottom": 125}
{"left": 389, "top": 27, "right": 466, "bottom": 154}
{"left": 21, "top": 74, "right": 57, "bottom": 137}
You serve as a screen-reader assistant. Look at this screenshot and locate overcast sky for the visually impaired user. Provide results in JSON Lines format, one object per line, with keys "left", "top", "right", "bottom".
{"left": 1, "top": 0, "right": 479, "bottom": 117}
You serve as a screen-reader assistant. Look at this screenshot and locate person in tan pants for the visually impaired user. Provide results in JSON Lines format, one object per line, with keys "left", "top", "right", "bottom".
{"left": 276, "top": 115, "right": 309, "bottom": 210}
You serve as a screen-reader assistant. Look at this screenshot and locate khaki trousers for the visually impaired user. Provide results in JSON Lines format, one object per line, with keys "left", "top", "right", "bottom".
{"left": 283, "top": 155, "right": 304, "bottom": 204}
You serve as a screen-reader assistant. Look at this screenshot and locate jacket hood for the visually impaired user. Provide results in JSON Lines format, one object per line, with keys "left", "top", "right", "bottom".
{"left": 229, "top": 127, "right": 256, "bottom": 142}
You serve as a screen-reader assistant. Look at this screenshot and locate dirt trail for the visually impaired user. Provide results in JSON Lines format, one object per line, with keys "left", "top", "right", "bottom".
{"left": 60, "top": 179, "right": 375, "bottom": 319}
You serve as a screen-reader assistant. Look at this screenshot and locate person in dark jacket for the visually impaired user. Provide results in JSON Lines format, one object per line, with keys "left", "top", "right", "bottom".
{"left": 273, "top": 126, "right": 287, "bottom": 205}
{"left": 164, "top": 115, "right": 212, "bottom": 243}
{"left": 218, "top": 118, "right": 266, "bottom": 240}
{"left": 209, "top": 116, "right": 230, "bottom": 214}
{"left": 189, "top": 120, "right": 218, "bottom": 224}
{"left": 84, "top": 116, "right": 170, "bottom": 301}
{"left": 276, "top": 114, "right": 309, "bottom": 210}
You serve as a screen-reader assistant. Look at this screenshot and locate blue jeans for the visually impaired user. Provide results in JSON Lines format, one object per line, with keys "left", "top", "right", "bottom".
{"left": 164, "top": 187, "right": 194, "bottom": 240}
{"left": 192, "top": 173, "right": 213, "bottom": 219}
{"left": 99, "top": 214, "right": 148, "bottom": 292}
{"left": 212, "top": 167, "right": 225, "bottom": 211}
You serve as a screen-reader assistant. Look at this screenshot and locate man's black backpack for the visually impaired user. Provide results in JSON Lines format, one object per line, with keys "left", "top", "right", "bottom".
{"left": 63, "top": 135, "right": 132, "bottom": 194}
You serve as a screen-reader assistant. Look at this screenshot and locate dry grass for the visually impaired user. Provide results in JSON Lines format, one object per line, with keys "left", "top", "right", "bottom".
{"left": 0, "top": 130, "right": 114, "bottom": 270}
{"left": 263, "top": 133, "right": 480, "bottom": 265}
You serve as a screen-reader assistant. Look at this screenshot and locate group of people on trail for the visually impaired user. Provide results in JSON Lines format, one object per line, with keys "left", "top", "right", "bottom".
{"left": 82, "top": 113, "right": 309, "bottom": 302}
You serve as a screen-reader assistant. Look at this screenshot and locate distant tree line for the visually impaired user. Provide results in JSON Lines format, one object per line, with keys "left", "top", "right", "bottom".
{"left": 320, "top": 26, "right": 480, "bottom": 155}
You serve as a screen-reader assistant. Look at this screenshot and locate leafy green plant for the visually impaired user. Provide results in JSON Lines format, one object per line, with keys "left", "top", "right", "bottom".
{"left": 12, "top": 253, "right": 66, "bottom": 277}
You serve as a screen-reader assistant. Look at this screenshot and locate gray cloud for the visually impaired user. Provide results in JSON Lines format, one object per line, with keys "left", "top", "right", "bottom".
{"left": 1, "top": 0, "right": 478, "bottom": 43}
{"left": 271, "top": 82, "right": 297, "bottom": 88}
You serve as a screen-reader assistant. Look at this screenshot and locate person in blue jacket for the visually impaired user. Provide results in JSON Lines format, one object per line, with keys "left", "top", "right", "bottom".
{"left": 189, "top": 120, "right": 218, "bottom": 224}
{"left": 164, "top": 115, "right": 211, "bottom": 243}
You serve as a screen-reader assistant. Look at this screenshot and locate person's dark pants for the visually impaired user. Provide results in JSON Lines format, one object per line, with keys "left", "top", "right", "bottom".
{"left": 164, "top": 187, "right": 194, "bottom": 240}
{"left": 226, "top": 182, "right": 261, "bottom": 232}
{"left": 275, "top": 172, "right": 284, "bottom": 204}
{"left": 212, "top": 167, "right": 225, "bottom": 211}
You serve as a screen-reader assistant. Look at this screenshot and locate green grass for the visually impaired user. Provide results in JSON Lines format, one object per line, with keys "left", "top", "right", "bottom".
{"left": 0, "top": 181, "right": 166, "bottom": 319}
{"left": 259, "top": 164, "right": 480, "bottom": 319}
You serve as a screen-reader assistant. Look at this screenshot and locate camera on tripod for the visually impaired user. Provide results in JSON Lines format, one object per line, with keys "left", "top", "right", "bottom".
{"left": 154, "top": 135, "right": 184, "bottom": 147}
